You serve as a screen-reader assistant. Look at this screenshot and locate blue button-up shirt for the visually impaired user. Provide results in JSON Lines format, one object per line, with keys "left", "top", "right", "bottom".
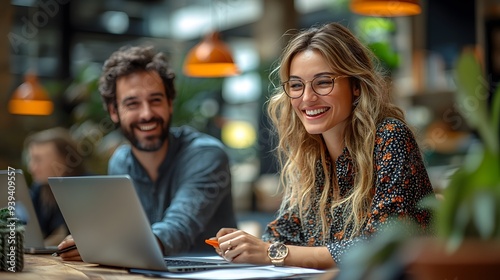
{"left": 108, "top": 126, "right": 236, "bottom": 255}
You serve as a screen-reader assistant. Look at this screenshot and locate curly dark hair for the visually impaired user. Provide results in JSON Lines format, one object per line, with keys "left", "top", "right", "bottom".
{"left": 98, "top": 45, "right": 176, "bottom": 111}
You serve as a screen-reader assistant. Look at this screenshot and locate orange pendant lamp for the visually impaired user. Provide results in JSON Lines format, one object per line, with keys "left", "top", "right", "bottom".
{"left": 183, "top": 31, "right": 240, "bottom": 78}
{"left": 8, "top": 72, "right": 54, "bottom": 116}
{"left": 350, "top": 0, "right": 421, "bottom": 17}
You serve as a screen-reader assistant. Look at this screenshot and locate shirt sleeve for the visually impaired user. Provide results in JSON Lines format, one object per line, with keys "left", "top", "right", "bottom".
{"left": 262, "top": 212, "right": 304, "bottom": 244}
{"left": 151, "top": 146, "right": 233, "bottom": 254}
{"left": 327, "top": 120, "right": 434, "bottom": 264}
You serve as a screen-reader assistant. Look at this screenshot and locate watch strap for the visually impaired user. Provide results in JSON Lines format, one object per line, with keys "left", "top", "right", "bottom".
{"left": 270, "top": 258, "right": 285, "bottom": 266}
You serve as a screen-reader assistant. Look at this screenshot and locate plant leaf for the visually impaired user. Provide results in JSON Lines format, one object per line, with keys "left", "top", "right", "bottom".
{"left": 437, "top": 168, "right": 467, "bottom": 238}
{"left": 447, "top": 202, "right": 468, "bottom": 252}
{"left": 464, "top": 149, "right": 500, "bottom": 189}
{"left": 473, "top": 191, "right": 495, "bottom": 239}
{"left": 455, "top": 50, "right": 497, "bottom": 152}
{"left": 490, "top": 83, "right": 500, "bottom": 151}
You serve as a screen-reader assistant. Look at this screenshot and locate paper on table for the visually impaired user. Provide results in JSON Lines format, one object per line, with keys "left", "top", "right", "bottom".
{"left": 164, "top": 254, "right": 230, "bottom": 264}
{"left": 132, "top": 265, "right": 326, "bottom": 279}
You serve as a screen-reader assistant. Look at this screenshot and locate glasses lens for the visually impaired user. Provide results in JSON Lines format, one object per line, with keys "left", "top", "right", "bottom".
{"left": 312, "top": 76, "right": 334, "bottom": 96}
{"left": 283, "top": 80, "right": 304, "bottom": 98}
{"left": 283, "top": 76, "right": 339, "bottom": 98}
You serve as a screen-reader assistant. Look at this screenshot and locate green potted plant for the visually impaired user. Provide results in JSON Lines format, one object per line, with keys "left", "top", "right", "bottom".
{"left": 0, "top": 207, "right": 24, "bottom": 272}
{"left": 338, "top": 48, "right": 500, "bottom": 280}
{"left": 436, "top": 48, "right": 500, "bottom": 247}
{"left": 408, "top": 48, "right": 500, "bottom": 280}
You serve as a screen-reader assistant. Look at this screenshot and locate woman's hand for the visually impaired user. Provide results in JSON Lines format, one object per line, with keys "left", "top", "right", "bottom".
{"left": 213, "top": 228, "right": 336, "bottom": 269}
{"left": 214, "top": 228, "right": 271, "bottom": 265}
{"left": 57, "top": 235, "right": 82, "bottom": 261}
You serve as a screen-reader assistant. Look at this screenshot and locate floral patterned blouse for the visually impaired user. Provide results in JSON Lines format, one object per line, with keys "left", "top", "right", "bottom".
{"left": 262, "top": 118, "right": 434, "bottom": 264}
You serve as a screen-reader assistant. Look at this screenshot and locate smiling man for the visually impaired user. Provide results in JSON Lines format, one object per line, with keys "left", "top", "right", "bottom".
{"left": 57, "top": 45, "right": 237, "bottom": 261}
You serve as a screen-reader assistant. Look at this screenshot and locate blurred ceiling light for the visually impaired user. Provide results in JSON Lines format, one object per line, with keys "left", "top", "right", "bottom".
{"left": 171, "top": 6, "right": 211, "bottom": 40}
{"left": 170, "top": 0, "right": 262, "bottom": 40}
{"left": 350, "top": 0, "right": 421, "bottom": 17}
{"left": 223, "top": 72, "right": 261, "bottom": 104}
{"left": 8, "top": 72, "right": 54, "bottom": 116}
{"left": 222, "top": 121, "right": 256, "bottom": 149}
{"left": 200, "top": 98, "right": 220, "bottom": 118}
{"left": 101, "top": 11, "right": 129, "bottom": 34}
{"left": 183, "top": 31, "right": 240, "bottom": 78}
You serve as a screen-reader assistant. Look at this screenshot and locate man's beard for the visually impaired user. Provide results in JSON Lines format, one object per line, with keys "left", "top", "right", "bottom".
{"left": 119, "top": 117, "right": 170, "bottom": 152}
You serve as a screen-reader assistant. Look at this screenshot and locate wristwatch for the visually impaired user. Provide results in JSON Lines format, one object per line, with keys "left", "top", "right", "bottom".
{"left": 267, "top": 242, "right": 289, "bottom": 266}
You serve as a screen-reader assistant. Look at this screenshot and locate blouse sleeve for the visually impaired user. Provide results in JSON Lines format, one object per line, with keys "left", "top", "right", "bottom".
{"left": 327, "top": 119, "right": 434, "bottom": 264}
{"left": 262, "top": 211, "right": 305, "bottom": 245}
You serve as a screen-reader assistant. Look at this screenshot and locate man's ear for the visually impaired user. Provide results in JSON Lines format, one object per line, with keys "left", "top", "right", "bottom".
{"left": 108, "top": 103, "right": 119, "bottom": 123}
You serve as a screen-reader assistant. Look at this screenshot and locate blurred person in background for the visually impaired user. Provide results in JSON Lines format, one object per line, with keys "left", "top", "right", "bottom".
{"left": 25, "top": 127, "right": 87, "bottom": 246}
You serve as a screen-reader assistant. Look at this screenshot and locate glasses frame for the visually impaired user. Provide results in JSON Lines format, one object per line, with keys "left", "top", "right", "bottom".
{"left": 282, "top": 75, "right": 349, "bottom": 99}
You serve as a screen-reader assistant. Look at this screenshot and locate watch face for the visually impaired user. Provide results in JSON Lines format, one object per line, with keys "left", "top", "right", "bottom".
{"left": 268, "top": 243, "right": 288, "bottom": 259}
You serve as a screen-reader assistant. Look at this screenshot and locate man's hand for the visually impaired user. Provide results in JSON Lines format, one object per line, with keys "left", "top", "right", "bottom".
{"left": 57, "top": 235, "right": 82, "bottom": 261}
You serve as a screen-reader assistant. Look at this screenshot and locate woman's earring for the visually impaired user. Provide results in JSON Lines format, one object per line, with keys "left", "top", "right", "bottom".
{"left": 353, "top": 89, "right": 360, "bottom": 106}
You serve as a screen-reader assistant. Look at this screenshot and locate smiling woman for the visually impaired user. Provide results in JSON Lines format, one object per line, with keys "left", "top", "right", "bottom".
{"left": 210, "top": 22, "right": 434, "bottom": 270}
{"left": 287, "top": 50, "right": 356, "bottom": 142}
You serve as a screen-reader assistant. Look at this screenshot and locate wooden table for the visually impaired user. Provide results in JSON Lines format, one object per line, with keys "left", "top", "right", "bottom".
{"left": 2, "top": 254, "right": 338, "bottom": 279}
{"left": 1, "top": 254, "right": 151, "bottom": 279}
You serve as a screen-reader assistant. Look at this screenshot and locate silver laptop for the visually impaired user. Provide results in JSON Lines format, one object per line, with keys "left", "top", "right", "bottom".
{"left": 48, "top": 175, "right": 254, "bottom": 272}
{"left": 0, "top": 169, "right": 58, "bottom": 254}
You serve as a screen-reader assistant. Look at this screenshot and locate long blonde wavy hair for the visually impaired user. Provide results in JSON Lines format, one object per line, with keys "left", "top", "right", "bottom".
{"left": 267, "top": 22, "right": 406, "bottom": 241}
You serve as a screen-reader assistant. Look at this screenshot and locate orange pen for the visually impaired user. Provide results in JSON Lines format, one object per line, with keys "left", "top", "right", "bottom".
{"left": 205, "top": 239, "right": 219, "bottom": 248}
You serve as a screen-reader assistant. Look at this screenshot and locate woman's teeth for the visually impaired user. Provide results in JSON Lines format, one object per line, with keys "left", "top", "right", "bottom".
{"left": 305, "top": 108, "right": 328, "bottom": 116}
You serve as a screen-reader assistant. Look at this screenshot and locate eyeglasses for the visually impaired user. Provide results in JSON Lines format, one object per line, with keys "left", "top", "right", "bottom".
{"left": 282, "top": 75, "right": 349, "bottom": 99}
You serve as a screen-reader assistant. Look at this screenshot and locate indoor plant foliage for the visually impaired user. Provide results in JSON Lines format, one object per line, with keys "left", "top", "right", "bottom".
{"left": 436, "top": 48, "right": 500, "bottom": 251}
{"left": 337, "top": 49, "right": 500, "bottom": 280}
{"left": 0, "top": 207, "right": 24, "bottom": 272}
{"left": 403, "top": 48, "right": 500, "bottom": 280}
